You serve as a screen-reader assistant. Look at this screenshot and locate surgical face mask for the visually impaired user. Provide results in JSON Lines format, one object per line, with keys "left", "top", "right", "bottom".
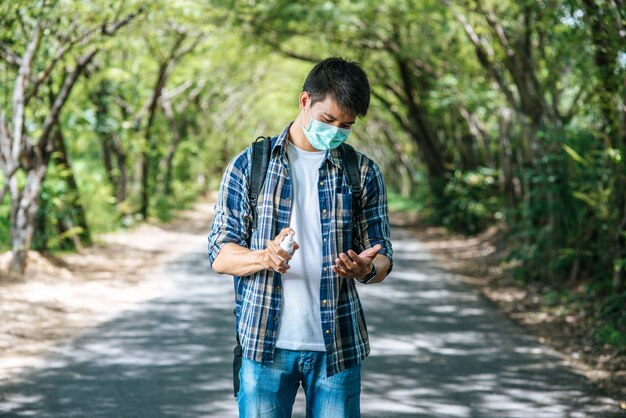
{"left": 300, "top": 108, "right": 351, "bottom": 151}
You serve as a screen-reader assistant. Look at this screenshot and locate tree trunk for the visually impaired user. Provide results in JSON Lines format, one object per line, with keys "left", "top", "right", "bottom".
{"left": 498, "top": 109, "right": 518, "bottom": 209}
{"left": 100, "top": 135, "right": 116, "bottom": 190}
{"left": 139, "top": 60, "right": 171, "bottom": 220}
{"left": 457, "top": 104, "right": 493, "bottom": 168}
{"left": 396, "top": 59, "right": 447, "bottom": 179}
{"left": 139, "top": 98, "right": 159, "bottom": 220}
{"left": 93, "top": 80, "right": 129, "bottom": 204}
{"left": 51, "top": 127, "right": 91, "bottom": 246}
{"left": 379, "top": 124, "right": 415, "bottom": 198}
{"left": 112, "top": 132, "right": 129, "bottom": 203}
{"left": 8, "top": 159, "right": 48, "bottom": 273}
{"left": 140, "top": 151, "right": 150, "bottom": 220}
{"left": 612, "top": 190, "right": 626, "bottom": 292}
{"left": 98, "top": 130, "right": 129, "bottom": 204}
{"left": 158, "top": 93, "right": 183, "bottom": 196}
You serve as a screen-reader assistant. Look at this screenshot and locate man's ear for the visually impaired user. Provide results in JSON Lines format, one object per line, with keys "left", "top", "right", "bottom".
{"left": 299, "top": 91, "right": 310, "bottom": 111}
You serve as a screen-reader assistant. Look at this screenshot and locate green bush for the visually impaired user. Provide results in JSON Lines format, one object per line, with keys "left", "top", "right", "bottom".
{"left": 439, "top": 166, "right": 502, "bottom": 234}
{"left": 592, "top": 290, "right": 626, "bottom": 351}
{"left": 387, "top": 190, "right": 427, "bottom": 216}
{"left": 154, "top": 178, "right": 204, "bottom": 222}
{"left": 507, "top": 128, "right": 613, "bottom": 284}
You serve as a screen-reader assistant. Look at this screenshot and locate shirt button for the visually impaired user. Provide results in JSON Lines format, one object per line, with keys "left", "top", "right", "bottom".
{"left": 319, "top": 181, "right": 324, "bottom": 186}
{"left": 322, "top": 299, "right": 327, "bottom": 304}
{"left": 325, "top": 329, "right": 331, "bottom": 335}
{"left": 323, "top": 267, "right": 327, "bottom": 272}
{"left": 322, "top": 209, "right": 328, "bottom": 215}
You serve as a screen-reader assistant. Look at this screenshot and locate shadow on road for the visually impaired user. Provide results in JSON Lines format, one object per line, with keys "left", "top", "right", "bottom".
{"left": 0, "top": 227, "right": 622, "bottom": 417}
{"left": 358, "top": 228, "right": 621, "bottom": 417}
{"left": 0, "top": 251, "right": 237, "bottom": 417}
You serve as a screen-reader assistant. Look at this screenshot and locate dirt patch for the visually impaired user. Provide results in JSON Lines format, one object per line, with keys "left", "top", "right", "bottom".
{"left": 0, "top": 195, "right": 217, "bottom": 386}
{"left": 389, "top": 210, "right": 626, "bottom": 406}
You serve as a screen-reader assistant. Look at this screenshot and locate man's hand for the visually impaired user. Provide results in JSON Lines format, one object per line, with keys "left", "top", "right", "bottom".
{"left": 261, "top": 227, "right": 300, "bottom": 274}
{"left": 333, "top": 244, "right": 382, "bottom": 280}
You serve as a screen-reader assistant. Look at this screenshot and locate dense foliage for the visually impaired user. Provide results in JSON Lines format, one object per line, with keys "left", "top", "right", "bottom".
{"left": 1, "top": 0, "right": 624, "bottom": 346}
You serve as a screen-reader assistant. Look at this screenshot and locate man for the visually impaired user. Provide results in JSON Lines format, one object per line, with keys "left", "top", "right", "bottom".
{"left": 208, "top": 57, "right": 393, "bottom": 417}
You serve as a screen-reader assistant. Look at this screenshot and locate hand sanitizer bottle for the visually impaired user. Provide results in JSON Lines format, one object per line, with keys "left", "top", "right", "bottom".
{"left": 280, "top": 233, "right": 295, "bottom": 263}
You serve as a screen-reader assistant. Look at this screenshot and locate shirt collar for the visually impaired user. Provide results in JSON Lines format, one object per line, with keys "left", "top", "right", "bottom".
{"left": 273, "top": 122, "right": 342, "bottom": 169}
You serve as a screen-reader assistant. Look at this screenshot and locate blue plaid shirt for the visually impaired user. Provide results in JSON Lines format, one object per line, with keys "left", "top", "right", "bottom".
{"left": 208, "top": 123, "right": 393, "bottom": 376}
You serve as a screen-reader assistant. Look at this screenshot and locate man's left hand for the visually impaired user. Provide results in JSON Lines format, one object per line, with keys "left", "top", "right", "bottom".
{"left": 333, "top": 244, "right": 382, "bottom": 280}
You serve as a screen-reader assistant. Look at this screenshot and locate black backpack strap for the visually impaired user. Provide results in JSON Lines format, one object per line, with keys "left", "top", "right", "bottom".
{"left": 234, "top": 135, "right": 271, "bottom": 398}
{"left": 232, "top": 307, "right": 242, "bottom": 397}
{"left": 249, "top": 136, "right": 272, "bottom": 236}
{"left": 339, "top": 143, "right": 362, "bottom": 217}
{"left": 340, "top": 144, "right": 394, "bottom": 277}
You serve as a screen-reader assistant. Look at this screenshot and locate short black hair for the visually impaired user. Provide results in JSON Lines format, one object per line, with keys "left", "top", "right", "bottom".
{"left": 302, "top": 57, "right": 370, "bottom": 118}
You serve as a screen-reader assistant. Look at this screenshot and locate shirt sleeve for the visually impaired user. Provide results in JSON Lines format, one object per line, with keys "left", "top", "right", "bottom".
{"left": 357, "top": 157, "right": 394, "bottom": 276}
{"left": 207, "top": 148, "right": 253, "bottom": 269}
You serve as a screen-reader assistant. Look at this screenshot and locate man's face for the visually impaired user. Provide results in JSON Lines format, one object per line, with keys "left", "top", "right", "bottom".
{"left": 301, "top": 92, "right": 356, "bottom": 131}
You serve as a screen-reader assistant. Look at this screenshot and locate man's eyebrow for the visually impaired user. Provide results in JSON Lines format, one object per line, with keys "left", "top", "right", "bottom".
{"left": 322, "top": 112, "right": 356, "bottom": 124}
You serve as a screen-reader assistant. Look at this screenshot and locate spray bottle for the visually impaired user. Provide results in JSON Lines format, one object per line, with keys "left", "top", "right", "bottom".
{"left": 279, "top": 233, "right": 295, "bottom": 264}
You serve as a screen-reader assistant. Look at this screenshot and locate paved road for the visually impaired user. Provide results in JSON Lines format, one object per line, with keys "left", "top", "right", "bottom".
{"left": 0, "top": 227, "right": 622, "bottom": 417}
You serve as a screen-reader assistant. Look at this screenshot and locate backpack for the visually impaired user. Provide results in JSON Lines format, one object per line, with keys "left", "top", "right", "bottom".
{"left": 232, "top": 135, "right": 363, "bottom": 398}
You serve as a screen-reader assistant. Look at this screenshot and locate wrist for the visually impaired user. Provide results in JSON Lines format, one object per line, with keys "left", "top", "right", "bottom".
{"left": 358, "top": 262, "right": 377, "bottom": 284}
{"left": 256, "top": 249, "right": 270, "bottom": 271}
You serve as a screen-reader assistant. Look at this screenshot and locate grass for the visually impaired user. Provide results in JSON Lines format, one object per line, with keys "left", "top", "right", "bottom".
{"left": 539, "top": 281, "right": 626, "bottom": 351}
{"left": 387, "top": 191, "right": 426, "bottom": 215}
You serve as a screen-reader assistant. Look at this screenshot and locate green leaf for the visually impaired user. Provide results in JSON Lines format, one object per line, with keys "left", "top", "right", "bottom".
{"left": 562, "top": 144, "right": 590, "bottom": 167}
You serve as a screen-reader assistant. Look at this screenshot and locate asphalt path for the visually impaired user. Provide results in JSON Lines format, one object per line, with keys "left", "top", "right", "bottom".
{"left": 0, "top": 227, "right": 622, "bottom": 417}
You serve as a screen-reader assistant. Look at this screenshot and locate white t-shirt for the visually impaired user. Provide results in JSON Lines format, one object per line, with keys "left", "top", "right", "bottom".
{"left": 275, "top": 139, "right": 327, "bottom": 351}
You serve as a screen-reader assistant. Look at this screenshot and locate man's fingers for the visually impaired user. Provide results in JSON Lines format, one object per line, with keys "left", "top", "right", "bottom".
{"left": 361, "top": 244, "right": 382, "bottom": 258}
{"left": 266, "top": 243, "right": 290, "bottom": 272}
{"left": 347, "top": 249, "right": 367, "bottom": 266}
{"left": 334, "top": 257, "right": 343, "bottom": 269}
{"left": 272, "top": 255, "right": 284, "bottom": 266}
{"left": 365, "top": 244, "right": 382, "bottom": 254}
{"left": 333, "top": 265, "right": 349, "bottom": 278}
{"left": 269, "top": 240, "right": 292, "bottom": 261}
{"left": 277, "top": 249, "right": 291, "bottom": 260}
{"left": 337, "top": 253, "right": 357, "bottom": 271}
{"left": 267, "top": 255, "right": 285, "bottom": 272}
{"left": 276, "top": 229, "right": 288, "bottom": 242}
{"left": 335, "top": 257, "right": 348, "bottom": 272}
{"left": 275, "top": 228, "right": 291, "bottom": 243}
{"left": 338, "top": 253, "right": 357, "bottom": 271}
{"left": 274, "top": 227, "right": 296, "bottom": 243}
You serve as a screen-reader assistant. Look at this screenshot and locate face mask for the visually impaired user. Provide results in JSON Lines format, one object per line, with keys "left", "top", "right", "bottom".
{"left": 300, "top": 108, "right": 351, "bottom": 151}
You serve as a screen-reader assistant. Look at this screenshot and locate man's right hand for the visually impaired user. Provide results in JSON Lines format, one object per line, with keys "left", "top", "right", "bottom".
{"left": 261, "top": 227, "right": 299, "bottom": 274}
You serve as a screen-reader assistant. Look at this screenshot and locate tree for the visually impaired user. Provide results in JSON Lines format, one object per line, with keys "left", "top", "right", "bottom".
{"left": 0, "top": 0, "right": 144, "bottom": 273}
{"left": 580, "top": 0, "right": 626, "bottom": 291}
{"left": 234, "top": 0, "right": 527, "bottom": 220}
{"left": 137, "top": 29, "right": 207, "bottom": 219}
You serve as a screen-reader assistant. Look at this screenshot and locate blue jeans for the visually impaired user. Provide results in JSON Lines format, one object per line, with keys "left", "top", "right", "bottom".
{"left": 237, "top": 348, "right": 361, "bottom": 418}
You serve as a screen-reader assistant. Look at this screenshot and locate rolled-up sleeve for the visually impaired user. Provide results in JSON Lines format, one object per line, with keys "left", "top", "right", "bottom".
{"left": 357, "top": 157, "right": 394, "bottom": 275}
{"left": 208, "top": 148, "right": 252, "bottom": 269}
